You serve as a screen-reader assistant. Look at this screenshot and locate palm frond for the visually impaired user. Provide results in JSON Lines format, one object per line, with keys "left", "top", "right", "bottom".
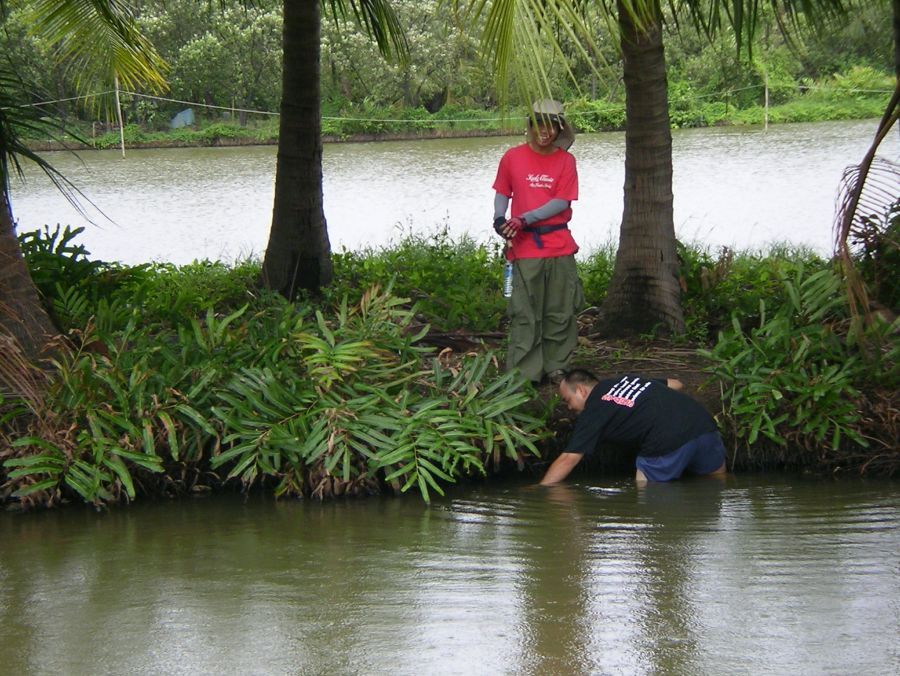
{"left": 477, "top": 0, "right": 617, "bottom": 109}
{"left": 0, "top": 64, "right": 106, "bottom": 224}
{"left": 834, "top": 83, "right": 900, "bottom": 318}
{"left": 325, "top": 0, "right": 410, "bottom": 63}
{"left": 25, "top": 0, "right": 168, "bottom": 110}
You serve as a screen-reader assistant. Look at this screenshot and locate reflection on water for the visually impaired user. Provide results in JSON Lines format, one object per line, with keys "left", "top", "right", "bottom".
{"left": 1, "top": 474, "right": 898, "bottom": 674}
{"left": 9, "top": 119, "right": 895, "bottom": 265}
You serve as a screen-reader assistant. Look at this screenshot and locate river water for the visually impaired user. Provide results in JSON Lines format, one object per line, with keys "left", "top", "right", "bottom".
{"left": 7, "top": 124, "right": 900, "bottom": 672}
{"left": 1, "top": 474, "right": 898, "bottom": 674}
{"left": 10, "top": 119, "right": 896, "bottom": 265}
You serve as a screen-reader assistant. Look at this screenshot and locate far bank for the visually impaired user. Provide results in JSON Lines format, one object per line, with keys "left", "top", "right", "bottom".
{"left": 24, "top": 85, "right": 891, "bottom": 153}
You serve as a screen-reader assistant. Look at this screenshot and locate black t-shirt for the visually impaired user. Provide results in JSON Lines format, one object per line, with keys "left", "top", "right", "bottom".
{"left": 565, "top": 375, "right": 717, "bottom": 458}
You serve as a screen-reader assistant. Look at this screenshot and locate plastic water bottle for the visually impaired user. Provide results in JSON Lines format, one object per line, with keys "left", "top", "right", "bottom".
{"left": 503, "top": 262, "right": 513, "bottom": 298}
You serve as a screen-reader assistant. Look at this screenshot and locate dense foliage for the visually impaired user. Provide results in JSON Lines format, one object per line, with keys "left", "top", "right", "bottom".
{"left": 0, "top": 0, "right": 891, "bottom": 138}
{"left": 701, "top": 266, "right": 898, "bottom": 474}
{"left": 2, "top": 225, "right": 896, "bottom": 509}
{"left": 1, "top": 228, "right": 547, "bottom": 509}
{"left": 330, "top": 228, "right": 508, "bottom": 332}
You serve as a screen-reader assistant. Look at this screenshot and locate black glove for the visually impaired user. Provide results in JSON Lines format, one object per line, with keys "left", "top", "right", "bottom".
{"left": 493, "top": 216, "right": 507, "bottom": 236}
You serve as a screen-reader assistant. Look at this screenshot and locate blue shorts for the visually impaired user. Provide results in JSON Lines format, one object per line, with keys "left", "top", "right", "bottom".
{"left": 635, "top": 431, "right": 726, "bottom": 482}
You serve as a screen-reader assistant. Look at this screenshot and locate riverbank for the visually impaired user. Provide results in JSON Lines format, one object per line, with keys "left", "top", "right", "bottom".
{"left": 2, "top": 228, "right": 896, "bottom": 509}
{"left": 23, "top": 81, "right": 892, "bottom": 152}
{"left": 24, "top": 127, "right": 522, "bottom": 152}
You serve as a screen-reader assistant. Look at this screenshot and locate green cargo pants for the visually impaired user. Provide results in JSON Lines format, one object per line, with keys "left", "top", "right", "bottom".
{"left": 506, "top": 255, "right": 584, "bottom": 383}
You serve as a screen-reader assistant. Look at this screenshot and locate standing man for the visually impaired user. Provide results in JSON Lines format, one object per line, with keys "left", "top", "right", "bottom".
{"left": 493, "top": 99, "right": 583, "bottom": 385}
{"left": 540, "top": 369, "right": 727, "bottom": 485}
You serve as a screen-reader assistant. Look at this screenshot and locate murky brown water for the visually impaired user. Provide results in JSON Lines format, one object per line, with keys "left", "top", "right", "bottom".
{"left": 10, "top": 119, "right": 892, "bottom": 265}
{"left": 1, "top": 473, "right": 898, "bottom": 674}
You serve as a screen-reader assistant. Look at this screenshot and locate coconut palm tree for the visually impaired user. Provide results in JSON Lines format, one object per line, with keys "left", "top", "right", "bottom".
{"left": 260, "top": 0, "right": 405, "bottom": 299}
{"left": 0, "top": 67, "right": 77, "bottom": 358}
{"left": 0, "top": 0, "right": 166, "bottom": 358}
{"left": 476, "top": 0, "right": 852, "bottom": 336}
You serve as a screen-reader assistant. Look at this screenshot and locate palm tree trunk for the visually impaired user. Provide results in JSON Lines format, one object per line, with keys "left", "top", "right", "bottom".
{"left": 599, "top": 0, "right": 684, "bottom": 336}
{"left": 261, "top": 0, "right": 333, "bottom": 298}
{"left": 894, "top": 0, "right": 899, "bottom": 79}
{"left": 0, "top": 189, "right": 58, "bottom": 358}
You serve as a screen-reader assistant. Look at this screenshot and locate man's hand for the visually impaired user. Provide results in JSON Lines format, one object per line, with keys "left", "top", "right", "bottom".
{"left": 539, "top": 452, "right": 584, "bottom": 485}
{"left": 494, "top": 216, "right": 525, "bottom": 240}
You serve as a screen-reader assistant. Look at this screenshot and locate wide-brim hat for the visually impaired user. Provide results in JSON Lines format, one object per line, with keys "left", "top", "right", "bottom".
{"left": 530, "top": 99, "right": 575, "bottom": 151}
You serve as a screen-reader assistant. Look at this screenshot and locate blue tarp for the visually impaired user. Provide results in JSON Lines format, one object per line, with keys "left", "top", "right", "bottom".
{"left": 169, "top": 108, "right": 195, "bottom": 129}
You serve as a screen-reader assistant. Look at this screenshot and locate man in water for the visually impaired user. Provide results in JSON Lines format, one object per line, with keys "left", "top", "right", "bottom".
{"left": 539, "top": 369, "right": 727, "bottom": 485}
{"left": 492, "top": 99, "right": 583, "bottom": 385}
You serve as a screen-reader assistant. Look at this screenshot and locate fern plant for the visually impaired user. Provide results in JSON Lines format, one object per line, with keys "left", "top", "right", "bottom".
{"left": 702, "top": 267, "right": 875, "bottom": 462}
{"left": 207, "top": 287, "right": 545, "bottom": 502}
{"left": 3, "top": 285, "right": 547, "bottom": 507}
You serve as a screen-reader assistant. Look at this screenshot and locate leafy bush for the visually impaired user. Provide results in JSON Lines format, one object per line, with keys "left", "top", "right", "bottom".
{"left": 733, "top": 96, "right": 886, "bottom": 125}
{"left": 816, "top": 66, "right": 894, "bottom": 100}
{"left": 677, "top": 241, "right": 827, "bottom": 342}
{"left": 18, "top": 226, "right": 262, "bottom": 331}
{"left": 432, "top": 105, "right": 509, "bottom": 132}
{"left": 16, "top": 225, "right": 150, "bottom": 331}
{"left": 701, "top": 266, "right": 887, "bottom": 463}
{"left": 198, "top": 122, "right": 245, "bottom": 142}
{"left": 2, "top": 286, "right": 547, "bottom": 508}
{"left": 121, "top": 259, "right": 262, "bottom": 324}
{"left": 331, "top": 227, "right": 507, "bottom": 332}
{"left": 207, "top": 292, "right": 544, "bottom": 501}
{"left": 565, "top": 98, "right": 626, "bottom": 132}
{"left": 577, "top": 242, "right": 616, "bottom": 306}
{"left": 18, "top": 225, "right": 111, "bottom": 296}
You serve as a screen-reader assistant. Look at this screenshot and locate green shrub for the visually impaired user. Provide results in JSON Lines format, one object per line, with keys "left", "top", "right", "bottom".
{"left": 815, "top": 66, "right": 894, "bottom": 100}
{"left": 18, "top": 226, "right": 262, "bottom": 331}
{"left": 16, "top": 225, "right": 150, "bottom": 331}
{"left": 198, "top": 122, "right": 245, "bottom": 142}
{"left": 701, "top": 266, "right": 876, "bottom": 463}
{"left": 677, "top": 241, "right": 828, "bottom": 342}
{"left": 734, "top": 96, "right": 886, "bottom": 125}
{"left": 331, "top": 227, "right": 507, "bottom": 332}
{"left": 122, "top": 259, "right": 262, "bottom": 324}
{"left": 577, "top": 242, "right": 616, "bottom": 306}
{"left": 565, "top": 98, "right": 626, "bottom": 132}
{"left": 2, "top": 286, "right": 547, "bottom": 508}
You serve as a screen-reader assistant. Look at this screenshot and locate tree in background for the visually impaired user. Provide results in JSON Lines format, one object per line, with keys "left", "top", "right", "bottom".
{"left": 137, "top": 1, "right": 282, "bottom": 125}
{"left": 321, "top": 0, "right": 493, "bottom": 110}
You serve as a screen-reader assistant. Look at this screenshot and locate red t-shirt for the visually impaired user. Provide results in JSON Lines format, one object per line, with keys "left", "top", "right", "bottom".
{"left": 492, "top": 143, "right": 579, "bottom": 260}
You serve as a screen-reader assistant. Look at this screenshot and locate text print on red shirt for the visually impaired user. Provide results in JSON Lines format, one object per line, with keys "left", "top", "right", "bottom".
{"left": 526, "top": 173, "right": 555, "bottom": 189}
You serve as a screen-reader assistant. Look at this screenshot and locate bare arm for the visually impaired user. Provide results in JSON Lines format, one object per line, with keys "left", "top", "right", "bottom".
{"left": 539, "top": 452, "right": 584, "bottom": 485}
{"left": 666, "top": 378, "right": 683, "bottom": 390}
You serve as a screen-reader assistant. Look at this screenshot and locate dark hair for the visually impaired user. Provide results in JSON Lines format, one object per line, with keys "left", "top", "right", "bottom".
{"left": 561, "top": 368, "right": 598, "bottom": 388}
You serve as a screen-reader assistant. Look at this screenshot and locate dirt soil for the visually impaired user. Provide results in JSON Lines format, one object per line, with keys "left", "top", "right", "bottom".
{"left": 545, "top": 335, "right": 722, "bottom": 412}
{"left": 423, "top": 313, "right": 723, "bottom": 433}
